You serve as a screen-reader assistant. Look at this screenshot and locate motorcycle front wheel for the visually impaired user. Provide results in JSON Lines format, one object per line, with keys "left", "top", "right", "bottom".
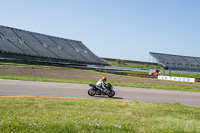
{"left": 88, "top": 89, "right": 96, "bottom": 96}
{"left": 107, "top": 91, "right": 115, "bottom": 97}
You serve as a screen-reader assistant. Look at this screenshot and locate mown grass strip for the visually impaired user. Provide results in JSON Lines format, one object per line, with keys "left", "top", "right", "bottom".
{"left": 0, "top": 97, "right": 199, "bottom": 133}
{"left": 0, "top": 74, "right": 200, "bottom": 93}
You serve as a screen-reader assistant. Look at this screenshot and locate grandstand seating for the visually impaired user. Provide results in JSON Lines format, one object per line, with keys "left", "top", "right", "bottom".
{"left": 0, "top": 25, "right": 108, "bottom": 66}
{"left": 150, "top": 52, "right": 200, "bottom": 71}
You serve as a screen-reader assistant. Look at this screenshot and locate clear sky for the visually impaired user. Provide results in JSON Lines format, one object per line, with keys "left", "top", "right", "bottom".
{"left": 1, "top": 0, "right": 200, "bottom": 62}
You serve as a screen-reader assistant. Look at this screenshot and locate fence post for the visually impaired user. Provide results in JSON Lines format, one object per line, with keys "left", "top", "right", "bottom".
{"left": 169, "top": 69, "right": 171, "bottom": 76}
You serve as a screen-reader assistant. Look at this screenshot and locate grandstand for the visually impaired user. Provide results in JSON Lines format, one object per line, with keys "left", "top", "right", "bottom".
{"left": 0, "top": 25, "right": 108, "bottom": 66}
{"left": 150, "top": 52, "right": 200, "bottom": 71}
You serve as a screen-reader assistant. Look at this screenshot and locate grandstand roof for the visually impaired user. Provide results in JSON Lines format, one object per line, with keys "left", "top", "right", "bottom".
{"left": 150, "top": 52, "right": 200, "bottom": 71}
{"left": 0, "top": 25, "right": 107, "bottom": 65}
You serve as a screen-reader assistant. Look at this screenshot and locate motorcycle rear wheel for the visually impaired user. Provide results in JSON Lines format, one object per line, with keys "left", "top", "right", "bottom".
{"left": 88, "top": 89, "right": 96, "bottom": 96}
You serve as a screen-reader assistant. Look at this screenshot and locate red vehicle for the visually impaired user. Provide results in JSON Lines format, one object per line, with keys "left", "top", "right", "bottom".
{"left": 149, "top": 69, "right": 160, "bottom": 76}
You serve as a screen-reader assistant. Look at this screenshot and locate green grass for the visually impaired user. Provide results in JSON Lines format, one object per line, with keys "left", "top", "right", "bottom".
{"left": 167, "top": 72, "right": 200, "bottom": 79}
{"left": 0, "top": 97, "right": 199, "bottom": 133}
{"left": 0, "top": 74, "right": 200, "bottom": 93}
{"left": 106, "top": 60, "right": 163, "bottom": 70}
{"left": 0, "top": 74, "right": 93, "bottom": 84}
{"left": 0, "top": 62, "right": 77, "bottom": 70}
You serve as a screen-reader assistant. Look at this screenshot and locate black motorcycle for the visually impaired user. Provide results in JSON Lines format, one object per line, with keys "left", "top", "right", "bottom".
{"left": 88, "top": 83, "right": 115, "bottom": 97}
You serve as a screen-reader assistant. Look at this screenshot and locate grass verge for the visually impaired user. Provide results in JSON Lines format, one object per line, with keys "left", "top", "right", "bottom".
{"left": 0, "top": 97, "right": 199, "bottom": 133}
{"left": 0, "top": 74, "right": 200, "bottom": 92}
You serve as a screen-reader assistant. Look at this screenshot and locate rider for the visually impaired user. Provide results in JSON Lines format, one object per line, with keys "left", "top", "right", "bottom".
{"left": 96, "top": 77, "right": 107, "bottom": 92}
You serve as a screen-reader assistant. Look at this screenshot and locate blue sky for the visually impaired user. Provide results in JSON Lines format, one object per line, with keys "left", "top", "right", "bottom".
{"left": 1, "top": 0, "right": 200, "bottom": 62}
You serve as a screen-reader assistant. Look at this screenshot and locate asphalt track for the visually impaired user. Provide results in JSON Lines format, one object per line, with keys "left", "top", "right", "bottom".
{"left": 0, "top": 79, "right": 199, "bottom": 107}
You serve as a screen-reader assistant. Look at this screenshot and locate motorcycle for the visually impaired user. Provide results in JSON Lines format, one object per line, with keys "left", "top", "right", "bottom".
{"left": 88, "top": 83, "right": 115, "bottom": 97}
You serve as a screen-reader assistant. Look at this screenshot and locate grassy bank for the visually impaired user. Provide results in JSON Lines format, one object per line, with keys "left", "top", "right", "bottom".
{"left": 0, "top": 74, "right": 200, "bottom": 93}
{"left": 0, "top": 97, "right": 199, "bottom": 133}
{"left": 106, "top": 60, "right": 163, "bottom": 70}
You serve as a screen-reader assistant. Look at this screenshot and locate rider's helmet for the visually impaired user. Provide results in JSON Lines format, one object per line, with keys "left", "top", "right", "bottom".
{"left": 102, "top": 77, "right": 106, "bottom": 82}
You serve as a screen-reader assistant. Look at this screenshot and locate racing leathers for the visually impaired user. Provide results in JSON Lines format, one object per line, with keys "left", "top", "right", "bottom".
{"left": 96, "top": 79, "right": 106, "bottom": 92}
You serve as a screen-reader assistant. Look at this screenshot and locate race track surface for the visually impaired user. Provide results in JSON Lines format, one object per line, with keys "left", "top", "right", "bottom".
{"left": 0, "top": 79, "right": 199, "bottom": 107}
